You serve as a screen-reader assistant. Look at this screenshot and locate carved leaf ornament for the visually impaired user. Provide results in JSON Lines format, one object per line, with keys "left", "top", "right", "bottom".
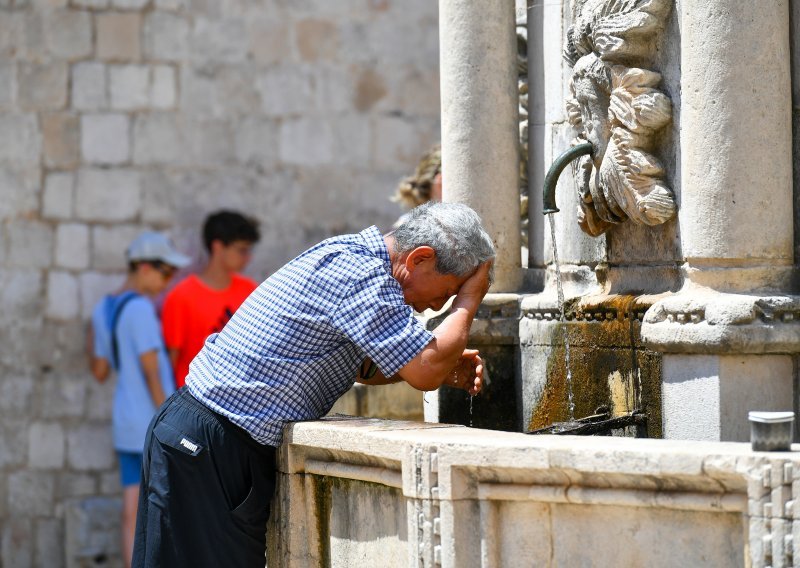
{"left": 564, "top": 0, "right": 676, "bottom": 236}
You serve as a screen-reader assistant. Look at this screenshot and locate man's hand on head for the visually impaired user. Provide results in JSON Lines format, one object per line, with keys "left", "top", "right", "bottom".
{"left": 452, "top": 260, "right": 493, "bottom": 312}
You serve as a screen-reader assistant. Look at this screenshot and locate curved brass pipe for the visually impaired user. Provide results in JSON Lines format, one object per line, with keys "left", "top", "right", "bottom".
{"left": 542, "top": 142, "right": 594, "bottom": 215}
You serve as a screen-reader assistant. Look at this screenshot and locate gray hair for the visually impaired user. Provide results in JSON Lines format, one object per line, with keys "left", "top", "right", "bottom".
{"left": 393, "top": 202, "right": 495, "bottom": 281}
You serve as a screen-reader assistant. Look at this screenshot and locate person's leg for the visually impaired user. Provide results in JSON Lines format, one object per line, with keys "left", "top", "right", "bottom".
{"left": 133, "top": 390, "right": 276, "bottom": 567}
{"left": 121, "top": 485, "right": 139, "bottom": 568}
{"left": 118, "top": 451, "right": 144, "bottom": 568}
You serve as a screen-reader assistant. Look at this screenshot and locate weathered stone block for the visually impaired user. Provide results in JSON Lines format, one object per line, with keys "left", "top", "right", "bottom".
{"left": 9, "top": 471, "right": 56, "bottom": 515}
{"left": 140, "top": 169, "right": 175, "bottom": 225}
{"left": 46, "top": 271, "right": 81, "bottom": 320}
{"left": 71, "top": 0, "right": 108, "bottom": 7}
{"left": 43, "top": 171, "right": 75, "bottom": 219}
{"left": 191, "top": 17, "right": 248, "bottom": 64}
{"left": 150, "top": 65, "right": 176, "bottom": 108}
{"left": 0, "top": 113, "right": 41, "bottom": 165}
{"left": 0, "top": 270, "right": 44, "bottom": 321}
{"left": 235, "top": 117, "right": 279, "bottom": 167}
{"left": 144, "top": 12, "right": 189, "bottom": 61}
{"left": 96, "top": 12, "right": 141, "bottom": 61}
{"left": 71, "top": 62, "right": 107, "bottom": 110}
{"left": 29, "top": 422, "right": 66, "bottom": 469}
{"left": 280, "top": 117, "right": 333, "bottom": 166}
{"left": 295, "top": 19, "right": 338, "bottom": 62}
{"left": 0, "top": 60, "right": 15, "bottom": 109}
{"left": 2, "top": 518, "right": 33, "bottom": 568}
{"left": 155, "top": 0, "right": 185, "bottom": 9}
{"left": 112, "top": 0, "right": 148, "bottom": 8}
{"left": 256, "top": 65, "right": 314, "bottom": 117}
{"left": 132, "top": 113, "right": 181, "bottom": 165}
{"left": 45, "top": 9, "right": 92, "bottom": 59}
{"left": 0, "top": 167, "right": 40, "bottom": 219}
{"left": 249, "top": 18, "right": 290, "bottom": 64}
{"left": 7, "top": 220, "right": 53, "bottom": 269}
{"left": 109, "top": 64, "right": 149, "bottom": 110}
{"left": 64, "top": 497, "right": 122, "bottom": 568}
{"left": 85, "top": 379, "right": 114, "bottom": 420}
{"left": 185, "top": 119, "right": 234, "bottom": 166}
{"left": 80, "top": 271, "right": 124, "bottom": 319}
{"left": 100, "top": 472, "right": 120, "bottom": 495}
{"left": 81, "top": 113, "right": 131, "bottom": 165}
{"left": 57, "top": 473, "right": 97, "bottom": 499}
{"left": 92, "top": 224, "right": 141, "bottom": 270}
{"left": 76, "top": 168, "right": 141, "bottom": 222}
{"left": 40, "top": 374, "right": 88, "bottom": 418}
{"left": 35, "top": 519, "right": 64, "bottom": 568}
{"left": 55, "top": 223, "right": 90, "bottom": 270}
{"left": 372, "top": 115, "right": 436, "bottom": 172}
{"left": 0, "top": 417, "right": 27, "bottom": 466}
{"left": 43, "top": 112, "right": 80, "bottom": 168}
{"left": 18, "top": 61, "right": 68, "bottom": 110}
{"left": 67, "top": 424, "right": 114, "bottom": 470}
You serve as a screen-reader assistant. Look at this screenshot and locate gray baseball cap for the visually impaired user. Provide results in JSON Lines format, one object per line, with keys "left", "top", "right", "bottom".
{"left": 126, "top": 231, "right": 191, "bottom": 268}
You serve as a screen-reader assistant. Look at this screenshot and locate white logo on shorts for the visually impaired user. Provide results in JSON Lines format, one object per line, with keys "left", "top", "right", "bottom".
{"left": 180, "top": 437, "right": 198, "bottom": 453}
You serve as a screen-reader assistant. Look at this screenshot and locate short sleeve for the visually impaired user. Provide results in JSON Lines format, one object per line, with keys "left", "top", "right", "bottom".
{"left": 330, "top": 265, "right": 433, "bottom": 378}
{"left": 91, "top": 299, "right": 111, "bottom": 360}
{"left": 123, "top": 298, "right": 164, "bottom": 356}
{"left": 161, "top": 288, "right": 185, "bottom": 350}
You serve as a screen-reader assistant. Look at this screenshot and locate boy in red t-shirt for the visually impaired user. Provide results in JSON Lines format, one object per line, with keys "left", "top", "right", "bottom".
{"left": 162, "top": 211, "right": 261, "bottom": 387}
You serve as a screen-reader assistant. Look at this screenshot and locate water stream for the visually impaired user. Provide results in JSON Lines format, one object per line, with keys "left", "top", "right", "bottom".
{"left": 548, "top": 214, "right": 576, "bottom": 422}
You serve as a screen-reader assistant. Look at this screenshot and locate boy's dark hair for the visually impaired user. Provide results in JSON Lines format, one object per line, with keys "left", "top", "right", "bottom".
{"left": 202, "top": 210, "right": 261, "bottom": 253}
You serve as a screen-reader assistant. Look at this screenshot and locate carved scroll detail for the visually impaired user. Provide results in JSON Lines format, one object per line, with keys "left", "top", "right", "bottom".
{"left": 564, "top": 0, "right": 676, "bottom": 237}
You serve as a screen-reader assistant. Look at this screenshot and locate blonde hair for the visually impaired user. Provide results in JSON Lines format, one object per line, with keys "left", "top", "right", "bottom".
{"left": 392, "top": 144, "right": 441, "bottom": 209}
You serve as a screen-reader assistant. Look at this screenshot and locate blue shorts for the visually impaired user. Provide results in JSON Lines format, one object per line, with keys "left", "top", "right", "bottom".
{"left": 118, "top": 451, "right": 143, "bottom": 487}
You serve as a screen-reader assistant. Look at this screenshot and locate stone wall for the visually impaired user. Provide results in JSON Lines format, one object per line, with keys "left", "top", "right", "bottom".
{"left": 273, "top": 416, "right": 800, "bottom": 567}
{"left": 0, "top": 0, "right": 440, "bottom": 564}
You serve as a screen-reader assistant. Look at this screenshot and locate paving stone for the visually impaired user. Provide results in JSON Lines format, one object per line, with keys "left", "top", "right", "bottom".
{"left": 191, "top": 17, "right": 248, "bottom": 64}
{"left": 81, "top": 113, "right": 131, "bottom": 165}
{"left": 96, "top": 12, "right": 141, "bottom": 61}
{"left": 67, "top": 424, "right": 114, "bottom": 470}
{"left": 144, "top": 11, "right": 189, "bottom": 61}
{"left": 109, "top": 64, "right": 149, "bottom": 110}
{"left": 256, "top": 65, "right": 315, "bottom": 117}
{"left": 295, "top": 18, "right": 338, "bottom": 62}
{"left": 6, "top": 220, "right": 53, "bottom": 269}
{"left": 75, "top": 168, "right": 141, "bottom": 222}
{"left": 92, "top": 224, "right": 142, "bottom": 270}
{"left": 9, "top": 471, "right": 56, "bottom": 515}
{"left": 45, "top": 9, "right": 92, "bottom": 59}
{"left": 43, "top": 171, "right": 75, "bottom": 220}
{"left": 18, "top": 61, "right": 68, "bottom": 110}
{"left": 43, "top": 112, "right": 80, "bottom": 168}
{"left": 35, "top": 519, "right": 64, "bottom": 568}
{"left": 1, "top": 518, "right": 33, "bottom": 568}
{"left": 29, "top": 422, "right": 66, "bottom": 469}
{"left": 71, "top": 62, "right": 107, "bottom": 111}
{"left": 55, "top": 223, "right": 90, "bottom": 270}
{"left": 46, "top": 271, "right": 81, "bottom": 320}
{"left": 0, "top": 113, "right": 41, "bottom": 165}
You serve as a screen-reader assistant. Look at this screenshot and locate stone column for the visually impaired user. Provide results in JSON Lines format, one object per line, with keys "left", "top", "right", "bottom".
{"left": 642, "top": 0, "right": 798, "bottom": 442}
{"left": 439, "top": 0, "right": 521, "bottom": 292}
{"left": 680, "top": 0, "right": 793, "bottom": 293}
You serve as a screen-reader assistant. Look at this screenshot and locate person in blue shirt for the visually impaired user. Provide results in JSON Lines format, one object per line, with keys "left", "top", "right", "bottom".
{"left": 133, "top": 202, "right": 495, "bottom": 567}
{"left": 89, "top": 231, "right": 189, "bottom": 568}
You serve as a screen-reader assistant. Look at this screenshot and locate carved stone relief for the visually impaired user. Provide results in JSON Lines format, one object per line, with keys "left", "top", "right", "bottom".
{"left": 564, "top": 0, "right": 677, "bottom": 236}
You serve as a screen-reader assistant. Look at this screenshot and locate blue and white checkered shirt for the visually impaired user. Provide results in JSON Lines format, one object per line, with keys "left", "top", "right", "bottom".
{"left": 186, "top": 226, "right": 434, "bottom": 446}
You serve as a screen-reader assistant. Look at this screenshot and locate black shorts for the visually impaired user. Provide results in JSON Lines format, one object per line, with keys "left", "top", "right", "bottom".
{"left": 132, "top": 388, "right": 276, "bottom": 568}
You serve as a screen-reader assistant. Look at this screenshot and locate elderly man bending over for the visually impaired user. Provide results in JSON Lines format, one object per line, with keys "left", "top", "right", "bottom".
{"left": 132, "top": 202, "right": 495, "bottom": 567}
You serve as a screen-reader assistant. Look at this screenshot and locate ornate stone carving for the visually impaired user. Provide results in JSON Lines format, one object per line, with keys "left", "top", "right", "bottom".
{"left": 564, "top": 0, "right": 677, "bottom": 236}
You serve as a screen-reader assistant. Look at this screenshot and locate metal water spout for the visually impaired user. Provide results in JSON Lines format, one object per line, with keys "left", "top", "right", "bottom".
{"left": 542, "top": 142, "right": 594, "bottom": 215}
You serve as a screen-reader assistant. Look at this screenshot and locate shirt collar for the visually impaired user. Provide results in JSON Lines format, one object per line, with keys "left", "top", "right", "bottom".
{"left": 360, "top": 226, "right": 392, "bottom": 274}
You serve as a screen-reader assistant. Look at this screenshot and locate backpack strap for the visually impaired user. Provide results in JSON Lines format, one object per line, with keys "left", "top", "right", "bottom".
{"left": 109, "top": 292, "right": 140, "bottom": 371}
